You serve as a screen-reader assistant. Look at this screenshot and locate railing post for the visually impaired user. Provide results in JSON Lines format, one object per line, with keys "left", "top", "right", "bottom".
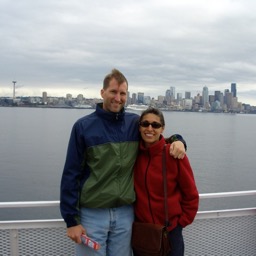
{"left": 10, "top": 229, "right": 19, "bottom": 256}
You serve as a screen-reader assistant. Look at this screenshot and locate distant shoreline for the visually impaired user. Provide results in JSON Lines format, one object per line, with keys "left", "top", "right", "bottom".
{"left": 1, "top": 104, "right": 255, "bottom": 114}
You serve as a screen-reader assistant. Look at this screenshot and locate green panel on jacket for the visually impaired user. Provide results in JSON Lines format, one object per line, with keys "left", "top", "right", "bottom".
{"left": 80, "top": 141, "right": 139, "bottom": 208}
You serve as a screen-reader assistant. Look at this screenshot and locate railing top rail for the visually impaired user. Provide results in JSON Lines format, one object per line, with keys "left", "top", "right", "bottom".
{"left": 0, "top": 200, "right": 60, "bottom": 208}
{"left": 0, "top": 190, "right": 255, "bottom": 208}
{"left": 0, "top": 207, "right": 255, "bottom": 229}
{"left": 199, "top": 190, "right": 256, "bottom": 199}
{"left": 196, "top": 207, "right": 256, "bottom": 219}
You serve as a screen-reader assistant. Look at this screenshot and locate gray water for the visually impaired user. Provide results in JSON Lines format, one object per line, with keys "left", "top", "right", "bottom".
{"left": 0, "top": 107, "right": 255, "bottom": 220}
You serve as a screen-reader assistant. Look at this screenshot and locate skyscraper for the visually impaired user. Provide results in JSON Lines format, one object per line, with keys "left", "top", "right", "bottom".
{"left": 202, "top": 86, "right": 209, "bottom": 107}
{"left": 137, "top": 92, "right": 144, "bottom": 104}
{"left": 231, "top": 83, "right": 237, "bottom": 97}
{"left": 131, "top": 93, "right": 137, "bottom": 104}
{"left": 42, "top": 91, "right": 47, "bottom": 104}
{"left": 170, "top": 87, "right": 175, "bottom": 100}
{"left": 185, "top": 91, "right": 191, "bottom": 99}
{"left": 165, "top": 89, "right": 171, "bottom": 104}
{"left": 177, "top": 93, "right": 182, "bottom": 102}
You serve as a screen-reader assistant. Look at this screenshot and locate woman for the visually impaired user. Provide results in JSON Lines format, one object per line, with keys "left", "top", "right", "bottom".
{"left": 133, "top": 107, "right": 199, "bottom": 256}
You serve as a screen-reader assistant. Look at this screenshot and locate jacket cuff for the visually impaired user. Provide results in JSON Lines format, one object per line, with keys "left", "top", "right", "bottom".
{"left": 65, "top": 217, "right": 79, "bottom": 228}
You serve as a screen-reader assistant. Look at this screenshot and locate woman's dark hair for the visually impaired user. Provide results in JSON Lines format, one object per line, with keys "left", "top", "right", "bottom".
{"left": 139, "top": 107, "right": 165, "bottom": 127}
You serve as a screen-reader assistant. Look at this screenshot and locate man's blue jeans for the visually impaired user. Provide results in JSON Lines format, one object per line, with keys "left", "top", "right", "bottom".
{"left": 76, "top": 205, "right": 134, "bottom": 256}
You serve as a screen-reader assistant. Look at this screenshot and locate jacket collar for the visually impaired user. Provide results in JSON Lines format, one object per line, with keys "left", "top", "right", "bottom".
{"left": 139, "top": 135, "right": 166, "bottom": 156}
{"left": 96, "top": 103, "right": 125, "bottom": 121}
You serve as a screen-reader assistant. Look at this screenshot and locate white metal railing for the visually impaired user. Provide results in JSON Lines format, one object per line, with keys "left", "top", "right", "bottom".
{"left": 0, "top": 191, "right": 256, "bottom": 256}
{"left": 1, "top": 190, "right": 255, "bottom": 209}
{"left": 0, "top": 200, "right": 60, "bottom": 208}
{"left": 199, "top": 190, "right": 256, "bottom": 199}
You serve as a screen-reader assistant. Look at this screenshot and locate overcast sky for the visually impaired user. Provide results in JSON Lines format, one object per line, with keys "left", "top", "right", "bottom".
{"left": 1, "top": 0, "right": 256, "bottom": 105}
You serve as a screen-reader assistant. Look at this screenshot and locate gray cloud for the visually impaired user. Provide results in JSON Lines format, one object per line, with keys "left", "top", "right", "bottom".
{"left": 0, "top": 0, "right": 256, "bottom": 105}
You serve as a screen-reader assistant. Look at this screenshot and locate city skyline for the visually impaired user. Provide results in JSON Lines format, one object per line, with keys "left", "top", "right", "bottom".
{"left": 1, "top": 1, "right": 256, "bottom": 105}
{"left": 4, "top": 79, "right": 253, "bottom": 106}
{"left": 6, "top": 81, "right": 255, "bottom": 108}
{"left": 2, "top": 78, "right": 256, "bottom": 107}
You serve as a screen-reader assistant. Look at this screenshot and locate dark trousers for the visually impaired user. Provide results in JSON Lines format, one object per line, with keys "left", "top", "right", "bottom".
{"left": 168, "top": 225, "right": 184, "bottom": 256}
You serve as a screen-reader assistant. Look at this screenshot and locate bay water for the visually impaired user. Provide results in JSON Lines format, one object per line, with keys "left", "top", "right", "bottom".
{"left": 0, "top": 107, "right": 255, "bottom": 220}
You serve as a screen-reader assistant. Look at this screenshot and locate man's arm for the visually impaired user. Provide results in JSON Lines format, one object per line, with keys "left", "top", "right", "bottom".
{"left": 60, "top": 123, "right": 85, "bottom": 235}
{"left": 166, "top": 134, "right": 187, "bottom": 159}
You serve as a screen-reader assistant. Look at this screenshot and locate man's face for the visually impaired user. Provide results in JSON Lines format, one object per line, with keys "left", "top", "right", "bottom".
{"left": 101, "top": 78, "right": 128, "bottom": 113}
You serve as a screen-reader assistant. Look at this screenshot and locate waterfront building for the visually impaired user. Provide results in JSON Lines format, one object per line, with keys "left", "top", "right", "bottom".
{"left": 183, "top": 98, "right": 193, "bottom": 110}
{"left": 66, "top": 94, "right": 72, "bottom": 101}
{"left": 231, "top": 97, "right": 238, "bottom": 111}
{"left": 77, "top": 94, "right": 83, "bottom": 104}
{"left": 42, "top": 92, "right": 47, "bottom": 104}
{"left": 157, "top": 95, "right": 165, "bottom": 104}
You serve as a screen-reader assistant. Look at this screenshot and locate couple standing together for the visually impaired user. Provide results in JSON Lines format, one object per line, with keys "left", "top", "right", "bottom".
{"left": 60, "top": 69, "right": 199, "bottom": 256}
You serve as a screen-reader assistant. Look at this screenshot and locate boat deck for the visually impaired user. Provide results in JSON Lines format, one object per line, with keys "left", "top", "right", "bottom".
{"left": 0, "top": 191, "right": 256, "bottom": 256}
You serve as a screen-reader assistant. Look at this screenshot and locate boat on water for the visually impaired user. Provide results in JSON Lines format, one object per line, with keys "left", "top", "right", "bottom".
{"left": 0, "top": 190, "right": 255, "bottom": 255}
{"left": 72, "top": 104, "right": 94, "bottom": 109}
{"left": 126, "top": 104, "right": 149, "bottom": 111}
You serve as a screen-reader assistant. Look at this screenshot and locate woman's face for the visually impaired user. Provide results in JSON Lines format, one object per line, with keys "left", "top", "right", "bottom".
{"left": 139, "top": 113, "right": 164, "bottom": 147}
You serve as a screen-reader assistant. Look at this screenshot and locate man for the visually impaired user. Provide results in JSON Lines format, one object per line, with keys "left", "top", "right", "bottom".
{"left": 60, "top": 69, "right": 186, "bottom": 256}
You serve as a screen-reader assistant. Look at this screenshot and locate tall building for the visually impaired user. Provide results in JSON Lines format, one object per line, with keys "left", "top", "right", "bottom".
{"left": 177, "top": 93, "right": 182, "bottom": 102}
{"left": 231, "top": 83, "right": 237, "bottom": 97}
{"left": 131, "top": 93, "right": 137, "bottom": 104}
{"left": 225, "top": 92, "right": 233, "bottom": 110}
{"left": 42, "top": 91, "right": 47, "bottom": 104}
{"left": 185, "top": 91, "right": 191, "bottom": 99}
{"left": 214, "top": 91, "right": 221, "bottom": 101}
{"left": 202, "top": 86, "right": 209, "bottom": 107}
{"left": 170, "top": 87, "right": 175, "bottom": 100}
{"left": 127, "top": 91, "right": 130, "bottom": 105}
{"left": 214, "top": 91, "right": 224, "bottom": 106}
{"left": 224, "top": 89, "right": 229, "bottom": 105}
{"left": 209, "top": 95, "right": 215, "bottom": 106}
{"left": 12, "top": 81, "right": 17, "bottom": 100}
{"left": 165, "top": 89, "right": 171, "bottom": 104}
{"left": 232, "top": 97, "right": 238, "bottom": 111}
{"left": 137, "top": 92, "right": 144, "bottom": 104}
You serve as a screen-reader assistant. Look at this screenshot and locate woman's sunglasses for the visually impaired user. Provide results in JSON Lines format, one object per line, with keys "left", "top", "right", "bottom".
{"left": 139, "top": 121, "right": 162, "bottom": 129}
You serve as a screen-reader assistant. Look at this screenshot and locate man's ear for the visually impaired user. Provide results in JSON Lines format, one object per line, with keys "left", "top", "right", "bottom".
{"left": 100, "top": 89, "right": 104, "bottom": 98}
